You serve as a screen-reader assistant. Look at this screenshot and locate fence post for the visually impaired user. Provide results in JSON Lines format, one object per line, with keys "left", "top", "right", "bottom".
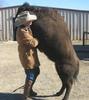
{"left": 12, "top": 17, "right": 16, "bottom": 41}
{"left": 83, "top": 32, "right": 85, "bottom": 46}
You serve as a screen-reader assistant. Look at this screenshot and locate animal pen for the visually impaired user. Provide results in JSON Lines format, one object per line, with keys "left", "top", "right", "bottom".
{"left": 0, "top": 5, "right": 89, "bottom": 42}
{"left": 1, "top": 5, "right": 89, "bottom": 100}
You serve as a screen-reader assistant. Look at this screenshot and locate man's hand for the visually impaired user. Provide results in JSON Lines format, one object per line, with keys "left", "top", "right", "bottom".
{"left": 30, "top": 38, "right": 38, "bottom": 47}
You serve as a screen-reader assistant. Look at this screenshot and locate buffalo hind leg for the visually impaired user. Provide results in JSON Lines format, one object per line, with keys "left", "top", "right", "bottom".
{"left": 54, "top": 63, "right": 66, "bottom": 96}
{"left": 55, "top": 63, "right": 74, "bottom": 100}
{"left": 55, "top": 83, "right": 66, "bottom": 96}
{"left": 62, "top": 78, "right": 73, "bottom": 100}
{"left": 55, "top": 78, "right": 73, "bottom": 100}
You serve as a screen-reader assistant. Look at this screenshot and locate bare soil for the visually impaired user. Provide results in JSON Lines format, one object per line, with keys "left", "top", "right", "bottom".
{"left": 0, "top": 41, "right": 89, "bottom": 100}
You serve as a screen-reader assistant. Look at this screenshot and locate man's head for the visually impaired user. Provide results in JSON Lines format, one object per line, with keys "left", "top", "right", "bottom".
{"left": 15, "top": 11, "right": 37, "bottom": 27}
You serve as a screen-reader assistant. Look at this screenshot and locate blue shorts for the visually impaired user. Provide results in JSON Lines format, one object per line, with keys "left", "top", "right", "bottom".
{"left": 25, "top": 67, "right": 40, "bottom": 81}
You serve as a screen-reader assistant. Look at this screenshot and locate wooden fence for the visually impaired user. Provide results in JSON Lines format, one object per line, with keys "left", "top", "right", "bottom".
{"left": 0, "top": 5, "right": 89, "bottom": 41}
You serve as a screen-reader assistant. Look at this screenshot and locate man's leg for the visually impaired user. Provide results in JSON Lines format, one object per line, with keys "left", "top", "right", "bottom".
{"left": 23, "top": 67, "right": 40, "bottom": 98}
{"left": 30, "top": 67, "right": 40, "bottom": 96}
{"left": 23, "top": 78, "right": 33, "bottom": 99}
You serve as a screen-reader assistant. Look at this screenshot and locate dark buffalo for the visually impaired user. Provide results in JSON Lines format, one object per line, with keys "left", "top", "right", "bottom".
{"left": 15, "top": 3, "right": 79, "bottom": 100}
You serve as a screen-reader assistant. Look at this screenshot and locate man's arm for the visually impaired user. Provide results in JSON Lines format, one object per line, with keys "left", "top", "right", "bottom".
{"left": 16, "top": 27, "right": 39, "bottom": 47}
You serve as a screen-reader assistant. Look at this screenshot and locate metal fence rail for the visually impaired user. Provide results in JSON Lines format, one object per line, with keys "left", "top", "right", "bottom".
{"left": 0, "top": 6, "right": 89, "bottom": 41}
{"left": 59, "top": 9, "right": 89, "bottom": 40}
{"left": 0, "top": 6, "right": 18, "bottom": 41}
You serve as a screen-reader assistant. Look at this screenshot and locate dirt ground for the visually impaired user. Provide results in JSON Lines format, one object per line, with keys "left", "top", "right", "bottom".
{"left": 0, "top": 41, "right": 89, "bottom": 100}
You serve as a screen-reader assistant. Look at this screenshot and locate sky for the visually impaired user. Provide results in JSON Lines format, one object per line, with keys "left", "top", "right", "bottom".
{"left": 0, "top": 0, "right": 89, "bottom": 11}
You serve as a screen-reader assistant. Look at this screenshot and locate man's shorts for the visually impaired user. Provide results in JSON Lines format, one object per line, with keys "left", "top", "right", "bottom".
{"left": 25, "top": 67, "right": 40, "bottom": 81}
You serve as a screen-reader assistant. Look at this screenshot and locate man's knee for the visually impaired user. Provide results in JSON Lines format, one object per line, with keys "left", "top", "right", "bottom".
{"left": 25, "top": 67, "right": 40, "bottom": 81}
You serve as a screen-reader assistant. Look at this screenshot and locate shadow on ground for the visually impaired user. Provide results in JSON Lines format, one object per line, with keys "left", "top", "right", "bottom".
{"left": 0, "top": 93, "right": 56, "bottom": 100}
{"left": 0, "top": 93, "right": 23, "bottom": 100}
{"left": 74, "top": 45, "right": 89, "bottom": 60}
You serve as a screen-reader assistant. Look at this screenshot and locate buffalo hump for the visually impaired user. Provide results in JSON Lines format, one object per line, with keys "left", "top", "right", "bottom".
{"left": 31, "top": 9, "right": 78, "bottom": 63}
